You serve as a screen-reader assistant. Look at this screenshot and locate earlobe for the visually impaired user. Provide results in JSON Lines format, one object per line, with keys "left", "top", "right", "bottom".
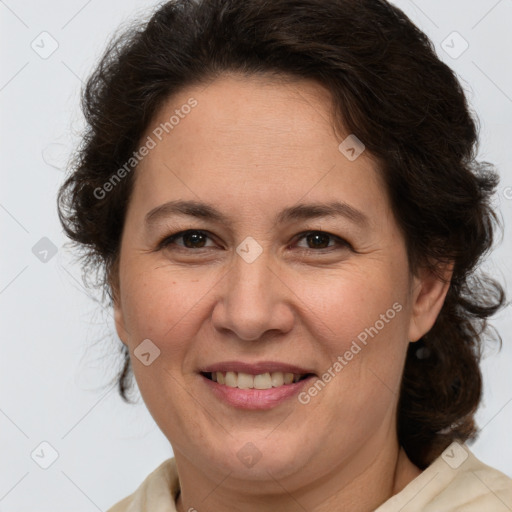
{"left": 408, "top": 264, "right": 453, "bottom": 342}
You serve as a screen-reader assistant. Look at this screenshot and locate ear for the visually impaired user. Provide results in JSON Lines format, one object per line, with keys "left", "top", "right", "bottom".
{"left": 109, "top": 260, "right": 129, "bottom": 345}
{"left": 113, "top": 298, "right": 129, "bottom": 346}
{"left": 408, "top": 263, "right": 453, "bottom": 342}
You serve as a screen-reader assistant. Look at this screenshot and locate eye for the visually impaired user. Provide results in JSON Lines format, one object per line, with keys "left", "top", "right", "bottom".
{"left": 294, "top": 231, "right": 351, "bottom": 251}
{"left": 156, "top": 229, "right": 352, "bottom": 253}
{"left": 158, "top": 230, "right": 216, "bottom": 250}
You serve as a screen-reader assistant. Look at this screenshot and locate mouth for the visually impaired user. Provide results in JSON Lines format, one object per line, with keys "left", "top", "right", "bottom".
{"left": 198, "top": 361, "right": 317, "bottom": 409}
{"left": 201, "top": 371, "right": 314, "bottom": 390}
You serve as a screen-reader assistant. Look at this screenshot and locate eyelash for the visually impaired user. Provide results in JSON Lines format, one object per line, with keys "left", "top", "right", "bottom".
{"left": 156, "top": 229, "right": 353, "bottom": 253}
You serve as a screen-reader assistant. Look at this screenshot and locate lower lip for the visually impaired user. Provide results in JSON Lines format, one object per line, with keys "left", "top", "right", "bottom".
{"left": 201, "top": 374, "right": 314, "bottom": 410}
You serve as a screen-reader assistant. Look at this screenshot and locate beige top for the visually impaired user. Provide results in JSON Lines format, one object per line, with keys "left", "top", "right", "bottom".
{"left": 107, "top": 443, "right": 512, "bottom": 511}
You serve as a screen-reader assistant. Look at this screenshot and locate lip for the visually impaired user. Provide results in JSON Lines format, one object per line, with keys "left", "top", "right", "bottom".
{"left": 201, "top": 375, "right": 315, "bottom": 410}
{"left": 199, "top": 361, "right": 316, "bottom": 410}
{"left": 199, "top": 360, "right": 315, "bottom": 375}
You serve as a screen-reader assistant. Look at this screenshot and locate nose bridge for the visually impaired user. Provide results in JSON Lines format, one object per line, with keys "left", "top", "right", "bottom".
{"left": 231, "top": 246, "right": 272, "bottom": 302}
{"left": 212, "top": 240, "right": 292, "bottom": 341}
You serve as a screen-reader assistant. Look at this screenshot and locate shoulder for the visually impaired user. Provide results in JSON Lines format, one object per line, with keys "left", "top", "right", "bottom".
{"left": 376, "top": 443, "right": 512, "bottom": 512}
{"left": 106, "top": 458, "right": 179, "bottom": 512}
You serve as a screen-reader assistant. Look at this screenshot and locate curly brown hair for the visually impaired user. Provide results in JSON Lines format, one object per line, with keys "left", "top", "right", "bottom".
{"left": 57, "top": 0, "right": 505, "bottom": 469}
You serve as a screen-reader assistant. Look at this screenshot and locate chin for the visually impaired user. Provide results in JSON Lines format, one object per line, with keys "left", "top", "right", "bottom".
{"left": 213, "top": 435, "right": 309, "bottom": 481}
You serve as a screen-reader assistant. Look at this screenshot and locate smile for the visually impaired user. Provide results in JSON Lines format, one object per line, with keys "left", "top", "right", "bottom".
{"left": 202, "top": 371, "right": 312, "bottom": 390}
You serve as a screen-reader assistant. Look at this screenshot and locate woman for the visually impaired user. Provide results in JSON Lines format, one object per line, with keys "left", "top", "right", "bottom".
{"left": 57, "top": 0, "right": 512, "bottom": 510}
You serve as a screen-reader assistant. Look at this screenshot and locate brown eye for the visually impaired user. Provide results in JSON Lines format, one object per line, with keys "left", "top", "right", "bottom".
{"left": 295, "top": 231, "right": 350, "bottom": 250}
{"left": 305, "top": 232, "right": 332, "bottom": 249}
{"left": 158, "top": 230, "right": 215, "bottom": 250}
{"left": 182, "top": 231, "right": 208, "bottom": 248}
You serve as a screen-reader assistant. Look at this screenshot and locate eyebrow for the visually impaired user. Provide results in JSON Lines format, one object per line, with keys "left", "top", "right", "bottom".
{"left": 144, "top": 199, "right": 369, "bottom": 229}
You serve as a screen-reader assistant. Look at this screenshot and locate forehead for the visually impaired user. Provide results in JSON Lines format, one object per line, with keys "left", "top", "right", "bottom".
{"left": 131, "top": 73, "right": 389, "bottom": 224}
{"left": 150, "top": 73, "right": 340, "bottom": 157}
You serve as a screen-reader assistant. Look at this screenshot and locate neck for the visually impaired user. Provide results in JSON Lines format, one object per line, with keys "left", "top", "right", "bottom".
{"left": 174, "top": 441, "right": 422, "bottom": 512}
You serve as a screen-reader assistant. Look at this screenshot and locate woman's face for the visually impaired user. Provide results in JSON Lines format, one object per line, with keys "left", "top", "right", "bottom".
{"left": 114, "top": 74, "right": 447, "bottom": 485}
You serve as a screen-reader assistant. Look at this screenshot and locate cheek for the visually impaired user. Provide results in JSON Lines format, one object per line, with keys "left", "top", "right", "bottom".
{"left": 295, "top": 264, "right": 410, "bottom": 355}
{"left": 118, "top": 268, "right": 213, "bottom": 422}
{"left": 298, "top": 271, "right": 410, "bottom": 406}
{"left": 294, "top": 263, "right": 412, "bottom": 425}
{"left": 119, "top": 265, "right": 216, "bottom": 356}
{"left": 287, "top": 270, "right": 410, "bottom": 465}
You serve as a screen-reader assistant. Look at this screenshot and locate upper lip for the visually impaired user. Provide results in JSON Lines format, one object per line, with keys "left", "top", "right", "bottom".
{"left": 200, "top": 361, "right": 315, "bottom": 376}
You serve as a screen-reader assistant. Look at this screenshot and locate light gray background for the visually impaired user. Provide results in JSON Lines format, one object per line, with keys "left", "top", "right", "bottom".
{"left": 1, "top": 0, "right": 511, "bottom": 510}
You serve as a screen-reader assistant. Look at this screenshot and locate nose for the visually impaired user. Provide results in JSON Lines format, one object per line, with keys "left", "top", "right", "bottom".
{"left": 211, "top": 246, "right": 295, "bottom": 342}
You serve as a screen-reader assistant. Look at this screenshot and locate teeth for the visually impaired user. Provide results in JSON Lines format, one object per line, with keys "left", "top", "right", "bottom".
{"left": 254, "top": 373, "right": 272, "bottom": 389}
{"left": 271, "top": 372, "right": 284, "bottom": 387}
{"left": 211, "top": 371, "right": 305, "bottom": 389}
{"left": 225, "top": 371, "right": 237, "bottom": 387}
{"left": 237, "top": 372, "right": 254, "bottom": 389}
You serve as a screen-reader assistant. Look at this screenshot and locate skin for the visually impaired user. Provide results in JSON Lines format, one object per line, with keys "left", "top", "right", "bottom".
{"left": 113, "top": 74, "right": 452, "bottom": 512}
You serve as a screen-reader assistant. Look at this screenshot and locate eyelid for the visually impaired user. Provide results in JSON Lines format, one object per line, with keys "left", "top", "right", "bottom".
{"left": 156, "top": 229, "right": 217, "bottom": 251}
{"left": 293, "top": 230, "right": 350, "bottom": 246}
{"left": 157, "top": 229, "right": 354, "bottom": 252}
